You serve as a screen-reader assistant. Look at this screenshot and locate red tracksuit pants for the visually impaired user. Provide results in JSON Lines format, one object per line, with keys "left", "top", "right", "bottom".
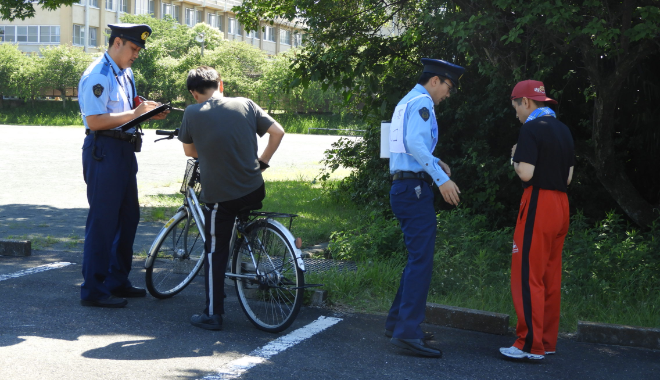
{"left": 511, "top": 186, "right": 569, "bottom": 355}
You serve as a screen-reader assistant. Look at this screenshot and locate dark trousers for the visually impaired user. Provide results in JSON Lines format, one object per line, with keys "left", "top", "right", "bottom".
{"left": 202, "top": 183, "right": 265, "bottom": 316}
{"left": 81, "top": 134, "right": 140, "bottom": 301}
{"left": 385, "top": 179, "right": 436, "bottom": 339}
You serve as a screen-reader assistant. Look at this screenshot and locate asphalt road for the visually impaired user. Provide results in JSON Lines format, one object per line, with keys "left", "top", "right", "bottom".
{"left": 0, "top": 125, "right": 351, "bottom": 252}
{"left": 1, "top": 125, "right": 659, "bottom": 379}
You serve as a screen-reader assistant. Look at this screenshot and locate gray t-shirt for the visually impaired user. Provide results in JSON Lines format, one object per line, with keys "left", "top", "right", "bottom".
{"left": 178, "top": 96, "right": 274, "bottom": 203}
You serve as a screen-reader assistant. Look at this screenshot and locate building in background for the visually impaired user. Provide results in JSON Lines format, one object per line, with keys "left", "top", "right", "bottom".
{"left": 0, "top": 0, "right": 304, "bottom": 55}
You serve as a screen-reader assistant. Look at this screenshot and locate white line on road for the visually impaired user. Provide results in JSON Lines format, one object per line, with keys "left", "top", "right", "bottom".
{"left": 202, "top": 316, "right": 343, "bottom": 380}
{"left": 0, "top": 262, "right": 74, "bottom": 282}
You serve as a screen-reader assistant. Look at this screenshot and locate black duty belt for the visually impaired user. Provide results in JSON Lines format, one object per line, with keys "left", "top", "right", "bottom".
{"left": 391, "top": 171, "right": 434, "bottom": 186}
{"left": 85, "top": 129, "right": 134, "bottom": 142}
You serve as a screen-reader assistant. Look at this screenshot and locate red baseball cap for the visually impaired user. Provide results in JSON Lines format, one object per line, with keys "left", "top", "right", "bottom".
{"left": 510, "top": 80, "right": 557, "bottom": 105}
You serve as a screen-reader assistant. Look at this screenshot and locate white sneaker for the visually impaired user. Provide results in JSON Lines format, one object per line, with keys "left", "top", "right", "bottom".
{"left": 499, "top": 346, "right": 544, "bottom": 360}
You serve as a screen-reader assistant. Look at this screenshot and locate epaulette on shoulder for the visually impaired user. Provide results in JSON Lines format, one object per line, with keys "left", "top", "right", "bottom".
{"left": 99, "top": 62, "right": 110, "bottom": 76}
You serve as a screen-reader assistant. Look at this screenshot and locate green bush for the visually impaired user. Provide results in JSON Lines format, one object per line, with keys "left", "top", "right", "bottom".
{"left": 327, "top": 206, "right": 660, "bottom": 329}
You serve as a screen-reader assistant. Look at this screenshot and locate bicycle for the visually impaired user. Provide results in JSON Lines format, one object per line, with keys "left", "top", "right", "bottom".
{"left": 144, "top": 129, "right": 311, "bottom": 333}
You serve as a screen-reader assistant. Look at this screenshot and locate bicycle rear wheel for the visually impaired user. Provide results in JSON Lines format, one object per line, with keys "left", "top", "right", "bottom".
{"left": 231, "top": 219, "right": 304, "bottom": 333}
{"left": 145, "top": 207, "right": 205, "bottom": 299}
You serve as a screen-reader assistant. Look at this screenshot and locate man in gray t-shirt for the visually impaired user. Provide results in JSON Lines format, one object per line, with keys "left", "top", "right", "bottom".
{"left": 178, "top": 66, "right": 285, "bottom": 331}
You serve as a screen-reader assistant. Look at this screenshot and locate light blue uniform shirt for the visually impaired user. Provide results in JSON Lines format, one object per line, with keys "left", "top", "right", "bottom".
{"left": 78, "top": 52, "right": 136, "bottom": 132}
{"left": 389, "top": 84, "right": 449, "bottom": 187}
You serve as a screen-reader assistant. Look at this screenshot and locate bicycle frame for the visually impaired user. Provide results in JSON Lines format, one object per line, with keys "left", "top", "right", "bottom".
{"left": 151, "top": 183, "right": 306, "bottom": 275}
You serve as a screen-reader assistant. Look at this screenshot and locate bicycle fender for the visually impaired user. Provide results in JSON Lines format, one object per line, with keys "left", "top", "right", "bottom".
{"left": 144, "top": 209, "right": 187, "bottom": 269}
{"left": 267, "top": 219, "right": 306, "bottom": 271}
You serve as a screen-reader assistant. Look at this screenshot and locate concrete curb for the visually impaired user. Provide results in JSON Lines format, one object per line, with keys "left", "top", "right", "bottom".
{"left": 577, "top": 320, "right": 660, "bottom": 350}
{"left": 425, "top": 303, "right": 509, "bottom": 335}
{"left": 301, "top": 242, "right": 329, "bottom": 258}
{"left": 0, "top": 239, "right": 31, "bottom": 256}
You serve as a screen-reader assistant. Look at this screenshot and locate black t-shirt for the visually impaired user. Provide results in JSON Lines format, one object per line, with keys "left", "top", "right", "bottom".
{"left": 513, "top": 116, "right": 575, "bottom": 192}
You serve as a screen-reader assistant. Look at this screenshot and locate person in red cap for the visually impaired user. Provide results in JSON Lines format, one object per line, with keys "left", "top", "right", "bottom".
{"left": 500, "top": 80, "right": 575, "bottom": 360}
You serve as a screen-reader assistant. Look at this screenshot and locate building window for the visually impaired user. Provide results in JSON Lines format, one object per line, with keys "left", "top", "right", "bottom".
{"left": 280, "top": 29, "right": 291, "bottom": 45}
{"left": 105, "top": 0, "right": 114, "bottom": 11}
{"left": 173, "top": 5, "right": 180, "bottom": 22}
{"left": 75, "top": 0, "right": 99, "bottom": 7}
{"left": 228, "top": 18, "right": 236, "bottom": 34}
{"left": 185, "top": 8, "right": 195, "bottom": 27}
{"left": 162, "top": 3, "right": 171, "bottom": 18}
{"left": 264, "top": 26, "right": 275, "bottom": 42}
{"left": 293, "top": 32, "right": 302, "bottom": 47}
{"left": 0, "top": 25, "right": 59, "bottom": 43}
{"left": 121, "top": 0, "right": 127, "bottom": 12}
{"left": 217, "top": 16, "right": 223, "bottom": 32}
{"left": 73, "top": 24, "right": 85, "bottom": 46}
{"left": 13, "top": 26, "right": 39, "bottom": 43}
{"left": 89, "top": 27, "right": 97, "bottom": 47}
{"left": 196, "top": 10, "right": 202, "bottom": 25}
{"left": 1, "top": 26, "right": 15, "bottom": 42}
{"left": 207, "top": 13, "right": 217, "bottom": 28}
{"left": 40, "top": 26, "right": 60, "bottom": 43}
{"left": 149, "top": 0, "right": 155, "bottom": 15}
{"left": 105, "top": 28, "right": 111, "bottom": 46}
{"left": 135, "top": 0, "right": 149, "bottom": 15}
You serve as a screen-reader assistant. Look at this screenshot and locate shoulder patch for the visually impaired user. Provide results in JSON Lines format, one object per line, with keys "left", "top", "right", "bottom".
{"left": 418, "top": 107, "right": 430, "bottom": 122}
{"left": 93, "top": 84, "right": 104, "bottom": 98}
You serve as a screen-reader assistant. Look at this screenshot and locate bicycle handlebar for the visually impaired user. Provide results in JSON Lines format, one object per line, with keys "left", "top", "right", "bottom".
{"left": 154, "top": 128, "right": 179, "bottom": 142}
{"left": 156, "top": 129, "right": 179, "bottom": 136}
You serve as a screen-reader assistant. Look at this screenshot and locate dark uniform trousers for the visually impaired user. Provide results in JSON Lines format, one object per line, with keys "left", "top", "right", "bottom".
{"left": 386, "top": 178, "right": 436, "bottom": 339}
{"left": 81, "top": 134, "right": 140, "bottom": 301}
{"left": 202, "top": 183, "right": 266, "bottom": 316}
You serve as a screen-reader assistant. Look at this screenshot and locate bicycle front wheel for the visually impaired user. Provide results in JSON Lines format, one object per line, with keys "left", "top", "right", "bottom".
{"left": 232, "top": 219, "right": 304, "bottom": 333}
{"left": 145, "top": 207, "right": 205, "bottom": 299}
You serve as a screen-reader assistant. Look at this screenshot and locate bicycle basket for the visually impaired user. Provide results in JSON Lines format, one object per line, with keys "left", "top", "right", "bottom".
{"left": 180, "top": 159, "right": 202, "bottom": 198}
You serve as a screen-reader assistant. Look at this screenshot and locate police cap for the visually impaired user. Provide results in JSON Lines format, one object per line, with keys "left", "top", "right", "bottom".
{"left": 421, "top": 58, "right": 465, "bottom": 89}
{"left": 109, "top": 23, "right": 152, "bottom": 49}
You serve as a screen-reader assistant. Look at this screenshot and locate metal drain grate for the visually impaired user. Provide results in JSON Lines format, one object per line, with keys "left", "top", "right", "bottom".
{"left": 302, "top": 258, "right": 357, "bottom": 273}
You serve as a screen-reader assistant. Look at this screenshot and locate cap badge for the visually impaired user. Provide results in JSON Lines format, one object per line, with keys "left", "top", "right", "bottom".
{"left": 534, "top": 86, "right": 545, "bottom": 94}
{"left": 141, "top": 31, "right": 150, "bottom": 41}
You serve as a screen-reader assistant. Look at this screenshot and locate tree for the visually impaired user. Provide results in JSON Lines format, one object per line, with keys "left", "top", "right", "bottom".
{"left": 14, "top": 52, "right": 41, "bottom": 106}
{"left": 39, "top": 44, "right": 92, "bottom": 109}
{"left": 0, "top": 43, "right": 25, "bottom": 108}
{"left": 442, "top": 0, "right": 660, "bottom": 227}
{"left": 119, "top": 14, "right": 196, "bottom": 102}
{"left": 0, "top": 0, "right": 75, "bottom": 21}
{"left": 235, "top": 0, "right": 660, "bottom": 227}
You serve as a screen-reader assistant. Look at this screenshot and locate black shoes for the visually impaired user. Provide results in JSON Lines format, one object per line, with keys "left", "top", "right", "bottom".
{"left": 80, "top": 295, "right": 128, "bottom": 308}
{"left": 385, "top": 329, "right": 434, "bottom": 341}
{"left": 191, "top": 313, "right": 223, "bottom": 331}
{"left": 110, "top": 286, "right": 147, "bottom": 298}
{"left": 390, "top": 338, "right": 443, "bottom": 358}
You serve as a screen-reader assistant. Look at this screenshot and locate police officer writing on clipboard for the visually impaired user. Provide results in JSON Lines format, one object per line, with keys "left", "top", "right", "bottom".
{"left": 78, "top": 24, "right": 169, "bottom": 308}
{"left": 386, "top": 58, "right": 464, "bottom": 358}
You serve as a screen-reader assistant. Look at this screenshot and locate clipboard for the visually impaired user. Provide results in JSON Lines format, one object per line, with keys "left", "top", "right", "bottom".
{"left": 119, "top": 103, "right": 172, "bottom": 132}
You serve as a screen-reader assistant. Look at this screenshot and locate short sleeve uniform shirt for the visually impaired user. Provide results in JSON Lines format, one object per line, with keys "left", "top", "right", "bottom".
{"left": 78, "top": 53, "right": 136, "bottom": 132}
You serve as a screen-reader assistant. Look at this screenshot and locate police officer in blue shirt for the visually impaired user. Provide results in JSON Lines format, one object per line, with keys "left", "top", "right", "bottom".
{"left": 78, "top": 23, "right": 169, "bottom": 308}
{"left": 386, "top": 58, "right": 464, "bottom": 357}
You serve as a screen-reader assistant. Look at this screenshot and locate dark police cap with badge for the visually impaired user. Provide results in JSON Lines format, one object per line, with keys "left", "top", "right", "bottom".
{"left": 421, "top": 58, "right": 465, "bottom": 89}
{"left": 108, "top": 23, "right": 152, "bottom": 49}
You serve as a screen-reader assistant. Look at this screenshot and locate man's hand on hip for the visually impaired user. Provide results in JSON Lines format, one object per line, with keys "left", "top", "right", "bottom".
{"left": 438, "top": 180, "right": 461, "bottom": 206}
